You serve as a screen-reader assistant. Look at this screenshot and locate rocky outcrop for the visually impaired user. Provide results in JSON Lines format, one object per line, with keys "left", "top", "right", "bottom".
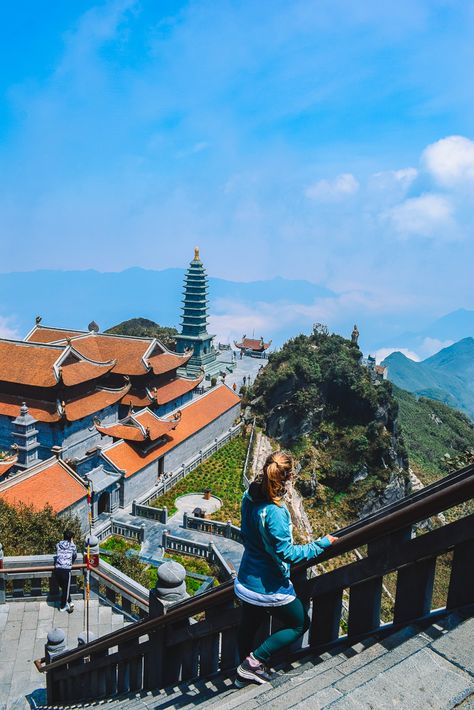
{"left": 359, "top": 468, "right": 409, "bottom": 519}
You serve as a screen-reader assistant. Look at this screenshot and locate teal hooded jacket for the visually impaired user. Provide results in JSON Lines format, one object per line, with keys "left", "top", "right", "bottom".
{"left": 237, "top": 483, "right": 332, "bottom": 595}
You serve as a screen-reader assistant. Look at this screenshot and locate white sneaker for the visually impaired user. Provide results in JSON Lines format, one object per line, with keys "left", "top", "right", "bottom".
{"left": 59, "top": 605, "right": 68, "bottom": 613}
{"left": 67, "top": 602, "right": 74, "bottom": 613}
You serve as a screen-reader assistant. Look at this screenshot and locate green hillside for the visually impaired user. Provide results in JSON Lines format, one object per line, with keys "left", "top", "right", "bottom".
{"left": 383, "top": 338, "right": 474, "bottom": 420}
{"left": 251, "top": 326, "right": 409, "bottom": 529}
{"left": 105, "top": 317, "right": 178, "bottom": 349}
{"left": 393, "top": 384, "right": 474, "bottom": 482}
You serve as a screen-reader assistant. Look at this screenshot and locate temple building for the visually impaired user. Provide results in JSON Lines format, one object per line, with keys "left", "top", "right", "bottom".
{"left": 0, "top": 252, "right": 241, "bottom": 528}
{"left": 175, "top": 248, "right": 222, "bottom": 380}
{"left": 234, "top": 335, "right": 272, "bottom": 359}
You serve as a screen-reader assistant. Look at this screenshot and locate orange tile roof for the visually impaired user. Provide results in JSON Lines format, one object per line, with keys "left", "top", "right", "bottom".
{"left": 97, "top": 410, "right": 177, "bottom": 443}
{"left": 0, "top": 341, "right": 61, "bottom": 387}
{"left": 0, "top": 457, "right": 17, "bottom": 478}
{"left": 60, "top": 358, "right": 115, "bottom": 386}
{"left": 96, "top": 422, "right": 145, "bottom": 442}
{"left": 235, "top": 337, "right": 271, "bottom": 351}
{"left": 0, "top": 383, "right": 130, "bottom": 424}
{"left": 103, "top": 385, "right": 240, "bottom": 477}
{"left": 59, "top": 334, "right": 153, "bottom": 376}
{"left": 147, "top": 350, "right": 192, "bottom": 375}
{"left": 64, "top": 384, "right": 131, "bottom": 422}
{"left": 0, "top": 459, "right": 87, "bottom": 512}
{"left": 134, "top": 409, "right": 178, "bottom": 441}
{"left": 0, "top": 394, "right": 60, "bottom": 422}
{"left": 121, "top": 390, "right": 154, "bottom": 407}
{"left": 25, "top": 326, "right": 86, "bottom": 344}
{"left": 154, "top": 376, "right": 203, "bottom": 405}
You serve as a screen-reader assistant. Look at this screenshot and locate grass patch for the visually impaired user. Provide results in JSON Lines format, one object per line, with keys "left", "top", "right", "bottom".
{"left": 149, "top": 436, "right": 248, "bottom": 525}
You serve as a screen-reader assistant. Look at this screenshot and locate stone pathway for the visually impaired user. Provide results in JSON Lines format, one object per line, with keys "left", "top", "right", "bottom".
{"left": 172, "top": 493, "right": 222, "bottom": 520}
{"left": 0, "top": 598, "right": 128, "bottom": 710}
{"left": 113, "top": 508, "right": 244, "bottom": 571}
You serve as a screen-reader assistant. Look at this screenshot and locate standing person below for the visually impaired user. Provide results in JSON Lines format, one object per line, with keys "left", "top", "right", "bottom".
{"left": 235, "top": 452, "right": 337, "bottom": 685}
{"left": 54, "top": 529, "right": 77, "bottom": 613}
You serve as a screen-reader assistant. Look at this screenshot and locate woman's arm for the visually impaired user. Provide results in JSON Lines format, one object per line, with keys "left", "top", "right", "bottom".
{"left": 261, "top": 506, "right": 334, "bottom": 565}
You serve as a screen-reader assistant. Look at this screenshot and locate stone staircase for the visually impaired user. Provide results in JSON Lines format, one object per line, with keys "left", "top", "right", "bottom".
{"left": 34, "top": 609, "right": 474, "bottom": 710}
{"left": 2, "top": 599, "right": 130, "bottom": 710}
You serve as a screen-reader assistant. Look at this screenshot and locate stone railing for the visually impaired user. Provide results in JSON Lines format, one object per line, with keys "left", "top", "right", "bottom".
{"left": 132, "top": 500, "right": 168, "bottom": 524}
{"left": 92, "top": 558, "right": 149, "bottom": 620}
{"left": 93, "top": 517, "right": 146, "bottom": 543}
{"left": 242, "top": 417, "right": 256, "bottom": 490}
{"left": 182, "top": 512, "right": 242, "bottom": 543}
{"left": 161, "top": 530, "right": 235, "bottom": 581}
{"left": 0, "top": 553, "right": 148, "bottom": 620}
{"left": 0, "top": 553, "right": 84, "bottom": 604}
{"left": 136, "top": 423, "right": 242, "bottom": 507}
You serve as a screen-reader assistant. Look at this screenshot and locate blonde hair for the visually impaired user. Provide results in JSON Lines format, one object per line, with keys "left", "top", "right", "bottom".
{"left": 260, "top": 451, "right": 293, "bottom": 505}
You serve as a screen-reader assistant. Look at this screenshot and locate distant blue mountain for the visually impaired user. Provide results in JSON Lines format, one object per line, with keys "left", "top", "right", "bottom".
{"left": 0, "top": 268, "right": 335, "bottom": 342}
{"left": 379, "top": 309, "right": 474, "bottom": 353}
{"left": 382, "top": 337, "right": 474, "bottom": 420}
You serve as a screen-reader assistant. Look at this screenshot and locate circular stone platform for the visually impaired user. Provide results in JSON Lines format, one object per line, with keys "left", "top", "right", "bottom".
{"left": 174, "top": 493, "right": 223, "bottom": 517}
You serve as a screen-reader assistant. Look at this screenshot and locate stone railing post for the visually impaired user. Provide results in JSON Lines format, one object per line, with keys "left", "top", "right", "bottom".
{"left": 148, "top": 561, "right": 192, "bottom": 686}
{"left": 226, "top": 520, "right": 232, "bottom": 539}
{"left": 45, "top": 628, "right": 67, "bottom": 662}
{"left": 162, "top": 506, "right": 168, "bottom": 524}
{"left": 77, "top": 630, "right": 97, "bottom": 646}
{"left": 162, "top": 529, "right": 168, "bottom": 552}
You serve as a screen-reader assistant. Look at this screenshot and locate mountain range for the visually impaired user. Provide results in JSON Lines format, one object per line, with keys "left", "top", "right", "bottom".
{"left": 382, "top": 337, "right": 474, "bottom": 420}
{"left": 0, "top": 268, "right": 472, "bottom": 357}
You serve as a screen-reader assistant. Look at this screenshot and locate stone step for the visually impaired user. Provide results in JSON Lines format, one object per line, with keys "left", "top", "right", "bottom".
{"left": 34, "top": 613, "right": 474, "bottom": 710}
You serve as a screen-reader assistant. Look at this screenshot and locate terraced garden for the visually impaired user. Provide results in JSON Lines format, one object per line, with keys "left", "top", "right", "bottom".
{"left": 100, "top": 535, "right": 218, "bottom": 595}
{"left": 149, "top": 435, "right": 249, "bottom": 525}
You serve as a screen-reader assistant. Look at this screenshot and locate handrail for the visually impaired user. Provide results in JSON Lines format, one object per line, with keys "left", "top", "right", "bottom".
{"left": 92, "top": 567, "right": 149, "bottom": 607}
{"left": 36, "top": 463, "right": 474, "bottom": 673}
{"left": 0, "top": 563, "right": 86, "bottom": 574}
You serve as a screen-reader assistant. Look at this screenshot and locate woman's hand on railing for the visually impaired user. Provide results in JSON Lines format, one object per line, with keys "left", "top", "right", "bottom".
{"left": 326, "top": 534, "right": 338, "bottom": 545}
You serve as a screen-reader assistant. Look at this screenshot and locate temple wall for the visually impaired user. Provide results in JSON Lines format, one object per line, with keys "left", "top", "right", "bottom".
{"left": 35, "top": 405, "right": 119, "bottom": 462}
{"left": 0, "top": 416, "right": 11, "bottom": 451}
{"left": 155, "top": 391, "right": 194, "bottom": 417}
{"left": 123, "top": 462, "right": 159, "bottom": 507}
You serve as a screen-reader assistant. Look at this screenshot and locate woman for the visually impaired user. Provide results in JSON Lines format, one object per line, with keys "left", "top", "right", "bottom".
{"left": 235, "top": 451, "right": 337, "bottom": 685}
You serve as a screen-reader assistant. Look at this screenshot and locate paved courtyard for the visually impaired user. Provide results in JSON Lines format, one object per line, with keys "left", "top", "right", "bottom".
{"left": 0, "top": 598, "right": 128, "bottom": 710}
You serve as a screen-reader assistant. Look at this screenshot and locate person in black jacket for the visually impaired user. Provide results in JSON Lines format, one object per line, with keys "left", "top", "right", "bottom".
{"left": 54, "top": 529, "right": 77, "bottom": 613}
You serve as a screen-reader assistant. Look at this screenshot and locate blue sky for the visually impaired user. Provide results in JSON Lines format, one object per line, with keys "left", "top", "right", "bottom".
{"left": 0, "top": 0, "right": 473, "bottom": 352}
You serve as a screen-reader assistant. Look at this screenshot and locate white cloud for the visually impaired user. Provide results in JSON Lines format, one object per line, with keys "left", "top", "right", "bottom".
{"left": 372, "top": 167, "right": 418, "bottom": 191}
{"left": 375, "top": 347, "right": 420, "bottom": 364}
{"left": 305, "top": 173, "right": 359, "bottom": 202}
{"left": 384, "top": 193, "right": 454, "bottom": 239}
{"left": 422, "top": 135, "right": 474, "bottom": 187}
{"left": 0, "top": 316, "right": 21, "bottom": 340}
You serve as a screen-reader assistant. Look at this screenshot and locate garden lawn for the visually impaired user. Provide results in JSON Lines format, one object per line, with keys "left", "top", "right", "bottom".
{"left": 150, "top": 436, "right": 248, "bottom": 525}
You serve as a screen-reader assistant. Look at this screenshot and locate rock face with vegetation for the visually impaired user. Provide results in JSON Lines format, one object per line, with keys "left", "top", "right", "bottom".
{"left": 106, "top": 317, "right": 178, "bottom": 350}
{"left": 251, "top": 325, "right": 409, "bottom": 525}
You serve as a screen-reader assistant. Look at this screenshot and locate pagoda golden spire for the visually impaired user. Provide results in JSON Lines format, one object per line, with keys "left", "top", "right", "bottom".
{"left": 194, "top": 246, "right": 200, "bottom": 261}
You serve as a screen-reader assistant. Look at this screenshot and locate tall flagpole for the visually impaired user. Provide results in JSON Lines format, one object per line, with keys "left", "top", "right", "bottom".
{"left": 85, "top": 482, "right": 93, "bottom": 641}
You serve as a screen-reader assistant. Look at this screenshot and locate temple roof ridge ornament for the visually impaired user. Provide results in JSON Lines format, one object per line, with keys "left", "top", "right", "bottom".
{"left": 194, "top": 246, "right": 200, "bottom": 261}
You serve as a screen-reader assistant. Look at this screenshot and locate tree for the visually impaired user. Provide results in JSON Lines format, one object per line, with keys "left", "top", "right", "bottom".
{"left": 0, "top": 501, "right": 83, "bottom": 556}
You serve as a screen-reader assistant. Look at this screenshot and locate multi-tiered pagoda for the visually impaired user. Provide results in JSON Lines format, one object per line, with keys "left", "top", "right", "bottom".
{"left": 175, "top": 248, "right": 222, "bottom": 379}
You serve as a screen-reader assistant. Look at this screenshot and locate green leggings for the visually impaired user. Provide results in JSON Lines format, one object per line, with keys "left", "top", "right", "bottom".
{"left": 238, "top": 597, "right": 310, "bottom": 663}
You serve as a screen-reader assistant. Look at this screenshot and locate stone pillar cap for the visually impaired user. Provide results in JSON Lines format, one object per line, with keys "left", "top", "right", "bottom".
{"left": 155, "top": 561, "right": 187, "bottom": 601}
